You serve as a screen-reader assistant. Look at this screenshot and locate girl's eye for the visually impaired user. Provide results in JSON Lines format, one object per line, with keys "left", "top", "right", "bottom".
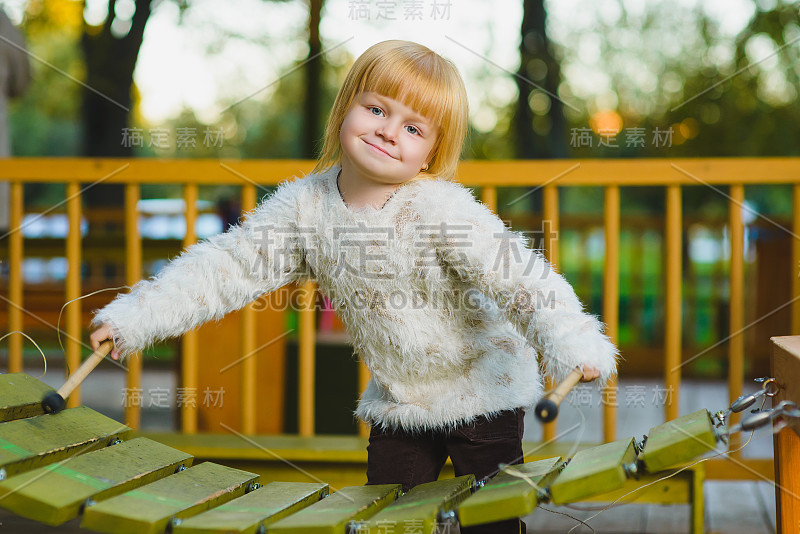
{"left": 405, "top": 125, "right": 420, "bottom": 136}
{"left": 368, "top": 106, "right": 384, "bottom": 116}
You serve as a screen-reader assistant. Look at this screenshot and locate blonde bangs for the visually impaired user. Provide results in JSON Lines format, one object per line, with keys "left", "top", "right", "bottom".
{"left": 363, "top": 56, "right": 452, "bottom": 129}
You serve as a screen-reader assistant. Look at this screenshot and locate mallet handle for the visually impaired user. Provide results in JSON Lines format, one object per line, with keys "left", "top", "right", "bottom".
{"left": 57, "top": 341, "right": 114, "bottom": 400}
{"left": 535, "top": 367, "right": 584, "bottom": 422}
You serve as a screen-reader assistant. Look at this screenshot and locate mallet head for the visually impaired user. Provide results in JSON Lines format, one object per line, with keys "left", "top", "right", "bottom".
{"left": 534, "top": 398, "right": 558, "bottom": 423}
{"left": 42, "top": 391, "right": 66, "bottom": 414}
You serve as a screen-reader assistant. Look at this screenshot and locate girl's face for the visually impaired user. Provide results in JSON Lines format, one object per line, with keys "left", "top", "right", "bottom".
{"left": 339, "top": 92, "right": 439, "bottom": 185}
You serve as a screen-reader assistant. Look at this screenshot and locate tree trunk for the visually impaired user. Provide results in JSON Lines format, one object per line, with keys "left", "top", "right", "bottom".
{"left": 80, "top": 0, "right": 152, "bottom": 205}
{"left": 515, "top": 0, "right": 567, "bottom": 160}
{"left": 302, "top": 0, "right": 323, "bottom": 158}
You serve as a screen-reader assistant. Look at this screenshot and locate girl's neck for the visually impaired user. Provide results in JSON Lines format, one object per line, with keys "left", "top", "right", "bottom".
{"left": 337, "top": 166, "right": 403, "bottom": 211}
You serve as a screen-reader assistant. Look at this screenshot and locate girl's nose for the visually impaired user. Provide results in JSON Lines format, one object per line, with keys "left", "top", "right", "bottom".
{"left": 377, "top": 122, "right": 400, "bottom": 141}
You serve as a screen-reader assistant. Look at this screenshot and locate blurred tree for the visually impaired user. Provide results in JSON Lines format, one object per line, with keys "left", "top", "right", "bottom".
{"left": 11, "top": 0, "right": 326, "bottom": 158}
{"left": 80, "top": 0, "right": 153, "bottom": 206}
{"left": 464, "top": 0, "right": 569, "bottom": 215}
{"left": 477, "top": 0, "right": 800, "bottom": 216}
{"left": 11, "top": 0, "right": 83, "bottom": 157}
{"left": 545, "top": 0, "right": 799, "bottom": 161}
{"left": 9, "top": 0, "right": 84, "bottom": 207}
{"left": 81, "top": 0, "right": 326, "bottom": 159}
{"left": 80, "top": 0, "right": 322, "bottom": 203}
{"left": 302, "top": 0, "right": 323, "bottom": 158}
{"left": 80, "top": 0, "right": 152, "bottom": 159}
{"left": 513, "top": 0, "right": 567, "bottom": 159}
{"left": 0, "top": 5, "right": 32, "bottom": 233}
{"left": 135, "top": 0, "right": 343, "bottom": 163}
{"left": 675, "top": 2, "right": 800, "bottom": 158}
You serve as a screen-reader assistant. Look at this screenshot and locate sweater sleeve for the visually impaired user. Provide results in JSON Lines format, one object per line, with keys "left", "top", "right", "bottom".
{"left": 432, "top": 187, "right": 618, "bottom": 384}
{"left": 92, "top": 178, "right": 309, "bottom": 359}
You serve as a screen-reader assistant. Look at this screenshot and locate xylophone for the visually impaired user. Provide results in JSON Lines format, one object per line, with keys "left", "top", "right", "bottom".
{"left": 0, "top": 372, "right": 733, "bottom": 534}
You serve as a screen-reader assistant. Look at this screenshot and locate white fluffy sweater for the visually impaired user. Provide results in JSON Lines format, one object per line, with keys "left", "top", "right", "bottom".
{"left": 93, "top": 165, "right": 618, "bottom": 431}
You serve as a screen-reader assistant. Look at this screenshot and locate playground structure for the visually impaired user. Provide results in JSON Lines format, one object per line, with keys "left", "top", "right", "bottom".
{"left": 1, "top": 157, "right": 799, "bottom": 531}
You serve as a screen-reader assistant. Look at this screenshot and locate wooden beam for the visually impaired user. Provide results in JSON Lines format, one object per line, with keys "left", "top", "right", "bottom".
{"left": 240, "top": 185, "right": 257, "bottom": 435}
{"left": 728, "top": 185, "right": 745, "bottom": 457}
{"left": 603, "top": 186, "right": 619, "bottom": 443}
{"left": 299, "top": 281, "right": 316, "bottom": 437}
{"left": 181, "top": 184, "right": 199, "bottom": 434}
{"left": 7, "top": 182, "right": 23, "bottom": 372}
{"left": 125, "top": 183, "right": 142, "bottom": 430}
{"left": 665, "top": 185, "right": 682, "bottom": 422}
{"left": 2, "top": 158, "right": 800, "bottom": 186}
{"left": 542, "top": 185, "right": 559, "bottom": 443}
{"left": 65, "top": 182, "right": 81, "bottom": 409}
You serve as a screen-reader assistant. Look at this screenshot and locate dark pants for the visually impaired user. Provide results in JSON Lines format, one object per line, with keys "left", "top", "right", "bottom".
{"left": 366, "top": 408, "right": 526, "bottom": 533}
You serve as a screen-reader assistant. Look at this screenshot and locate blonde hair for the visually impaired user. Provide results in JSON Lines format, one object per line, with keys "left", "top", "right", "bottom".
{"left": 312, "top": 40, "right": 469, "bottom": 181}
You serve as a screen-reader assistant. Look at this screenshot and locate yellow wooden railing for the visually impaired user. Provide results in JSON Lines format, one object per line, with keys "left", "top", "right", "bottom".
{"left": 2, "top": 157, "right": 799, "bottom": 463}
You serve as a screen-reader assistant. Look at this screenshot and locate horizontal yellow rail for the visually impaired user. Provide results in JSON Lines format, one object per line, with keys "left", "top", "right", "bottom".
{"left": 1, "top": 157, "right": 799, "bottom": 185}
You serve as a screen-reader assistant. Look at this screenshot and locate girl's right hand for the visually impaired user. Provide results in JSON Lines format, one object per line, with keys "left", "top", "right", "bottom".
{"left": 90, "top": 324, "right": 121, "bottom": 360}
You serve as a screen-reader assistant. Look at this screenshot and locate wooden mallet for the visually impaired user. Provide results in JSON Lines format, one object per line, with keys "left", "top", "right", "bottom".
{"left": 534, "top": 367, "right": 584, "bottom": 423}
{"left": 42, "top": 340, "right": 114, "bottom": 414}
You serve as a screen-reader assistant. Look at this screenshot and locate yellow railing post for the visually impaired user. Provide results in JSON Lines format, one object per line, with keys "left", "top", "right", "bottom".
{"left": 65, "top": 182, "right": 82, "bottom": 408}
{"left": 603, "top": 186, "right": 619, "bottom": 443}
{"left": 8, "top": 182, "right": 23, "bottom": 373}
{"left": 125, "top": 183, "right": 142, "bottom": 430}
{"left": 181, "top": 184, "right": 199, "bottom": 434}
{"left": 480, "top": 185, "right": 496, "bottom": 212}
{"left": 665, "top": 185, "right": 682, "bottom": 422}
{"left": 358, "top": 362, "right": 370, "bottom": 437}
{"left": 299, "top": 280, "right": 316, "bottom": 437}
{"left": 240, "top": 185, "right": 257, "bottom": 434}
{"left": 728, "top": 185, "right": 745, "bottom": 456}
{"left": 542, "top": 185, "right": 559, "bottom": 442}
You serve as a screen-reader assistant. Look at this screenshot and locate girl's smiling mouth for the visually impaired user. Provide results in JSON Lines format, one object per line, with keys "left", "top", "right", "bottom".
{"left": 364, "top": 139, "right": 395, "bottom": 158}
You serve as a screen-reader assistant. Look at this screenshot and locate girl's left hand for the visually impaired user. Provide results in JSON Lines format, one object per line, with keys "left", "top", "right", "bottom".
{"left": 580, "top": 365, "right": 601, "bottom": 382}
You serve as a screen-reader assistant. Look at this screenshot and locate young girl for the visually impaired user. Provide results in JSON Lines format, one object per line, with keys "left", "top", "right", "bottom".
{"left": 91, "top": 40, "right": 617, "bottom": 533}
